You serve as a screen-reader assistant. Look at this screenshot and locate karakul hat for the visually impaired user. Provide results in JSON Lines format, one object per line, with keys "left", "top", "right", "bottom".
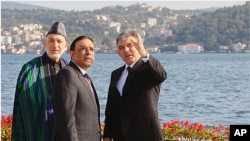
{"left": 46, "top": 21, "right": 67, "bottom": 40}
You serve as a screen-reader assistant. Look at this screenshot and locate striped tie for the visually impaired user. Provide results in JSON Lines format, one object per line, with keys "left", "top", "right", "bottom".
{"left": 84, "top": 73, "right": 93, "bottom": 93}
{"left": 84, "top": 73, "right": 91, "bottom": 81}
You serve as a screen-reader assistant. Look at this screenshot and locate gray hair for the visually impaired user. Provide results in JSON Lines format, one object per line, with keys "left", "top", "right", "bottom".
{"left": 116, "top": 30, "right": 139, "bottom": 45}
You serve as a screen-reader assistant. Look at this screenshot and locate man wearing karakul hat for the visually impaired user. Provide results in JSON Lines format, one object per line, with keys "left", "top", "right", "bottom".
{"left": 11, "top": 21, "right": 69, "bottom": 141}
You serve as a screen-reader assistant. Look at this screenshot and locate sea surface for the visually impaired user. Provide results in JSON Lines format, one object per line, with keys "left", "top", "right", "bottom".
{"left": 1, "top": 53, "right": 250, "bottom": 126}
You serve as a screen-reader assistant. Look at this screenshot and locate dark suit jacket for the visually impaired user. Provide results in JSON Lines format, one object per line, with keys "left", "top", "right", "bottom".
{"left": 53, "top": 61, "right": 100, "bottom": 141}
{"left": 104, "top": 55, "right": 167, "bottom": 141}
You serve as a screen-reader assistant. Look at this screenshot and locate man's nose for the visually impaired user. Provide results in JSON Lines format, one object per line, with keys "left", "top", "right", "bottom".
{"left": 124, "top": 46, "right": 130, "bottom": 51}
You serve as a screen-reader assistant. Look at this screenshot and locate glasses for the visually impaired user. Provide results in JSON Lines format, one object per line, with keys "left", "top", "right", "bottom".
{"left": 78, "top": 47, "right": 96, "bottom": 52}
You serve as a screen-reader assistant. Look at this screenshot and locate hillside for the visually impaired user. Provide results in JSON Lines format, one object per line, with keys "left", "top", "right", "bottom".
{"left": 1, "top": 1, "right": 249, "bottom": 52}
{"left": 1, "top": 1, "right": 55, "bottom": 10}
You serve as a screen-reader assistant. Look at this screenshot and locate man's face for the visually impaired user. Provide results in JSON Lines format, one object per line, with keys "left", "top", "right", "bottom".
{"left": 44, "top": 34, "right": 67, "bottom": 62}
{"left": 117, "top": 36, "right": 141, "bottom": 65}
{"left": 70, "top": 38, "right": 95, "bottom": 70}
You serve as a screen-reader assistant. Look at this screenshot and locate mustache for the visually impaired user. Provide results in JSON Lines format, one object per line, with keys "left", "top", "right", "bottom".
{"left": 45, "top": 47, "right": 67, "bottom": 59}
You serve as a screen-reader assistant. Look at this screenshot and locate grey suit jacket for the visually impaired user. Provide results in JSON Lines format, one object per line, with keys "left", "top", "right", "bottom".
{"left": 53, "top": 61, "right": 100, "bottom": 141}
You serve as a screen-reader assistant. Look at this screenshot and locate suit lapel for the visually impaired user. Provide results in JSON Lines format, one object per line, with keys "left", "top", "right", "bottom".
{"left": 122, "top": 59, "right": 144, "bottom": 97}
{"left": 80, "top": 74, "right": 98, "bottom": 109}
{"left": 114, "top": 66, "right": 126, "bottom": 96}
{"left": 69, "top": 62, "right": 98, "bottom": 109}
{"left": 90, "top": 81, "right": 100, "bottom": 111}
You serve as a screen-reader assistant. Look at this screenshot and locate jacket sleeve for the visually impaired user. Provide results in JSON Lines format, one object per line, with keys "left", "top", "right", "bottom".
{"left": 103, "top": 72, "right": 116, "bottom": 139}
{"left": 146, "top": 55, "right": 167, "bottom": 85}
{"left": 53, "top": 69, "right": 79, "bottom": 141}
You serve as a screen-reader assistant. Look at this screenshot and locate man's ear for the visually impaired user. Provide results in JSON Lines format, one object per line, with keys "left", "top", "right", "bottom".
{"left": 66, "top": 41, "right": 69, "bottom": 48}
{"left": 70, "top": 51, "right": 74, "bottom": 60}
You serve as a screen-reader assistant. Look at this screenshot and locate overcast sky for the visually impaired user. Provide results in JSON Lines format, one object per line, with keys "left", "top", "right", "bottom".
{"left": 4, "top": 0, "right": 247, "bottom": 11}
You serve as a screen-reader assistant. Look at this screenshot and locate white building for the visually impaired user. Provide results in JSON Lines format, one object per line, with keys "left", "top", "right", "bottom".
{"left": 147, "top": 18, "right": 157, "bottom": 27}
{"left": 178, "top": 43, "right": 204, "bottom": 53}
{"left": 109, "top": 22, "right": 121, "bottom": 33}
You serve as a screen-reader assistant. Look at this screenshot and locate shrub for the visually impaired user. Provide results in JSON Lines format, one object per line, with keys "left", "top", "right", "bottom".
{"left": 1, "top": 115, "right": 230, "bottom": 141}
{"left": 162, "top": 119, "right": 230, "bottom": 141}
{"left": 1, "top": 115, "right": 12, "bottom": 141}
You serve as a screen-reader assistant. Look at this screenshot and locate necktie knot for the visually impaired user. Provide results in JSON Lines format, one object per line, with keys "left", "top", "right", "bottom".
{"left": 127, "top": 66, "right": 132, "bottom": 73}
{"left": 84, "top": 73, "right": 91, "bottom": 80}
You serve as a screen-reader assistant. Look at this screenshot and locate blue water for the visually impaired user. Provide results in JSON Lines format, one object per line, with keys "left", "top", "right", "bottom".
{"left": 1, "top": 53, "right": 250, "bottom": 126}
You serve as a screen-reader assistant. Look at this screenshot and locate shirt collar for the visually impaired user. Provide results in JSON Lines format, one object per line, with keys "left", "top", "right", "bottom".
{"left": 72, "top": 60, "right": 87, "bottom": 75}
{"left": 125, "top": 57, "right": 140, "bottom": 69}
{"left": 126, "top": 63, "right": 134, "bottom": 69}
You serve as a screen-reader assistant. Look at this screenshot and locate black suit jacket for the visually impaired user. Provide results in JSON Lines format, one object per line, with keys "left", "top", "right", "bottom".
{"left": 53, "top": 61, "right": 100, "bottom": 141}
{"left": 104, "top": 55, "right": 167, "bottom": 141}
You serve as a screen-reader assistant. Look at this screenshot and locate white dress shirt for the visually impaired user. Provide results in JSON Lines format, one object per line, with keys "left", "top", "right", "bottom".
{"left": 116, "top": 54, "right": 149, "bottom": 96}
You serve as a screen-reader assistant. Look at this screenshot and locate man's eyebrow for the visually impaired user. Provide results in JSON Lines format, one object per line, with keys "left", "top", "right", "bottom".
{"left": 79, "top": 45, "right": 95, "bottom": 47}
{"left": 79, "top": 46, "right": 87, "bottom": 48}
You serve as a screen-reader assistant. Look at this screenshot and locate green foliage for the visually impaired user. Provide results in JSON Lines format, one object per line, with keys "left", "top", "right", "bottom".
{"left": 1, "top": 2, "right": 249, "bottom": 51}
{"left": 171, "top": 2, "right": 249, "bottom": 51}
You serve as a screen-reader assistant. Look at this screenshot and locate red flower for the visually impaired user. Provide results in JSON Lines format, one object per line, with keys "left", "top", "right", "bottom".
{"left": 161, "top": 119, "right": 229, "bottom": 140}
{"left": 162, "top": 122, "right": 168, "bottom": 129}
{"left": 1, "top": 115, "right": 230, "bottom": 141}
{"left": 1, "top": 115, "right": 13, "bottom": 141}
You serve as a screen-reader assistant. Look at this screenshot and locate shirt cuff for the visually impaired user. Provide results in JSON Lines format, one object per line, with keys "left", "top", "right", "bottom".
{"left": 141, "top": 53, "right": 149, "bottom": 62}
